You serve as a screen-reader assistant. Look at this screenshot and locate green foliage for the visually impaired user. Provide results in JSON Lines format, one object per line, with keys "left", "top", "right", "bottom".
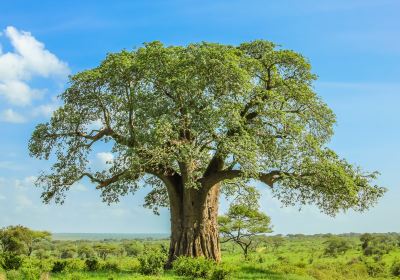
{"left": 2, "top": 230, "right": 400, "bottom": 280}
{"left": 60, "top": 246, "right": 77, "bottom": 259}
{"left": 210, "top": 264, "right": 232, "bottom": 280}
{"left": 0, "top": 225, "right": 51, "bottom": 257}
{"left": 219, "top": 203, "right": 272, "bottom": 258}
{"left": 101, "top": 259, "right": 122, "bottom": 272}
{"left": 323, "top": 237, "right": 353, "bottom": 257}
{"left": 173, "top": 256, "right": 215, "bottom": 278}
{"left": 138, "top": 249, "right": 166, "bottom": 275}
{"left": 51, "top": 260, "right": 67, "bottom": 273}
{"left": 78, "top": 245, "right": 97, "bottom": 259}
{"left": 85, "top": 258, "right": 100, "bottom": 271}
{"left": 64, "top": 258, "right": 86, "bottom": 272}
{"left": 29, "top": 40, "right": 384, "bottom": 218}
{"left": 363, "top": 260, "right": 386, "bottom": 277}
{"left": 173, "top": 256, "right": 232, "bottom": 279}
{"left": 5, "top": 270, "right": 21, "bottom": 280}
{"left": 0, "top": 253, "right": 22, "bottom": 270}
{"left": 123, "top": 241, "right": 144, "bottom": 257}
{"left": 93, "top": 244, "right": 121, "bottom": 260}
{"left": 391, "top": 260, "right": 400, "bottom": 276}
{"left": 360, "top": 233, "right": 396, "bottom": 257}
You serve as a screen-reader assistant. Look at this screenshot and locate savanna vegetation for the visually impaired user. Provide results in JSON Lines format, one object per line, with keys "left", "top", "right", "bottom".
{"left": 1, "top": 226, "right": 400, "bottom": 279}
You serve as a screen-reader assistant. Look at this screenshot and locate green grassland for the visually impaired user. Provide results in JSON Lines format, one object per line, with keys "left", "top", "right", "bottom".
{"left": 1, "top": 234, "right": 400, "bottom": 279}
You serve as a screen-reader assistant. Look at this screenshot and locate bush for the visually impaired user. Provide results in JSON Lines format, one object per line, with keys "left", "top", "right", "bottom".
{"left": 64, "top": 258, "right": 86, "bottom": 272}
{"left": 0, "top": 254, "right": 22, "bottom": 270}
{"left": 51, "top": 260, "right": 67, "bottom": 273}
{"left": 124, "top": 241, "right": 144, "bottom": 257}
{"left": 210, "top": 264, "right": 232, "bottom": 280}
{"left": 85, "top": 258, "right": 100, "bottom": 271}
{"left": 19, "top": 258, "right": 42, "bottom": 280}
{"left": 138, "top": 249, "right": 166, "bottom": 275}
{"left": 173, "top": 256, "right": 215, "bottom": 278}
{"left": 323, "top": 237, "right": 352, "bottom": 257}
{"left": 364, "top": 261, "right": 386, "bottom": 277}
{"left": 5, "top": 270, "right": 22, "bottom": 280}
{"left": 101, "top": 259, "right": 121, "bottom": 272}
{"left": 392, "top": 260, "right": 400, "bottom": 277}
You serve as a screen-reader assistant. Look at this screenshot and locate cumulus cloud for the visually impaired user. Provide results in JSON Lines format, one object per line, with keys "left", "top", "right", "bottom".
{"left": 0, "top": 26, "right": 69, "bottom": 106}
{"left": 31, "top": 100, "right": 60, "bottom": 117}
{"left": 0, "top": 108, "right": 26, "bottom": 123}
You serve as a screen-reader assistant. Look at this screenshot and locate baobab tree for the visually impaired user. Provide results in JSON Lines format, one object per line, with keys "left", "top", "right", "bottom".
{"left": 29, "top": 40, "right": 385, "bottom": 265}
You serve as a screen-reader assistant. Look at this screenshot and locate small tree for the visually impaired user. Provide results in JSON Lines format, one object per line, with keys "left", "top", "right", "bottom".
{"left": 323, "top": 237, "right": 353, "bottom": 257}
{"left": 93, "top": 244, "right": 120, "bottom": 260}
{"left": 360, "top": 234, "right": 396, "bottom": 257}
{"left": 0, "top": 225, "right": 51, "bottom": 256}
{"left": 218, "top": 204, "right": 272, "bottom": 259}
{"left": 264, "top": 235, "right": 286, "bottom": 252}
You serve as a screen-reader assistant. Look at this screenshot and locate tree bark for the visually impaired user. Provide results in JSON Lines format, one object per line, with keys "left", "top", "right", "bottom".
{"left": 166, "top": 183, "right": 221, "bottom": 266}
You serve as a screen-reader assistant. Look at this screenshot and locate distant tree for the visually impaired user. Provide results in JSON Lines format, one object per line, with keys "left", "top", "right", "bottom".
{"left": 123, "top": 240, "right": 144, "bottom": 257}
{"left": 360, "top": 233, "right": 396, "bottom": 257}
{"left": 93, "top": 244, "right": 120, "bottom": 260}
{"left": 77, "top": 245, "right": 96, "bottom": 259}
{"left": 29, "top": 40, "right": 386, "bottom": 264}
{"left": 218, "top": 204, "right": 272, "bottom": 259}
{"left": 0, "top": 225, "right": 51, "bottom": 256}
{"left": 323, "top": 237, "right": 353, "bottom": 257}
{"left": 264, "top": 235, "right": 286, "bottom": 252}
{"left": 60, "top": 246, "right": 77, "bottom": 259}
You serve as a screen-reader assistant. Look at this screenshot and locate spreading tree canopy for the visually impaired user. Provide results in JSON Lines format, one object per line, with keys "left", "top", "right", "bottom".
{"left": 219, "top": 204, "right": 272, "bottom": 258}
{"left": 29, "top": 40, "right": 385, "bottom": 263}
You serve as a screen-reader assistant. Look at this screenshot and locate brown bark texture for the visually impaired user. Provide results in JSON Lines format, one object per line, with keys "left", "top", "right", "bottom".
{"left": 166, "top": 183, "right": 221, "bottom": 266}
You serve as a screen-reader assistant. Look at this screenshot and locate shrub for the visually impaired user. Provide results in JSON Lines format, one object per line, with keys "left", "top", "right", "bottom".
{"left": 323, "top": 237, "right": 352, "bottom": 257}
{"left": 124, "top": 241, "right": 144, "bottom": 257}
{"left": 0, "top": 254, "right": 22, "bottom": 270}
{"left": 19, "top": 258, "right": 42, "bottom": 280}
{"left": 64, "top": 258, "right": 86, "bottom": 272}
{"left": 67, "top": 272, "right": 84, "bottom": 280}
{"left": 364, "top": 261, "right": 386, "bottom": 277}
{"left": 392, "top": 260, "right": 400, "bottom": 277}
{"left": 210, "top": 264, "right": 232, "bottom": 280}
{"left": 85, "top": 258, "right": 100, "bottom": 271}
{"left": 101, "top": 259, "right": 121, "bottom": 272}
{"left": 51, "top": 260, "right": 67, "bottom": 273}
{"left": 124, "top": 258, "right": 140, "bottom": 272}
{"left": 138, "top": 249, "right": 166, "bottom": 275}
{"left": 173, "top": 256, "right": 214, "bottom": 278}
{"left": 5, "top": 270, "right": 22, "bottom": 280}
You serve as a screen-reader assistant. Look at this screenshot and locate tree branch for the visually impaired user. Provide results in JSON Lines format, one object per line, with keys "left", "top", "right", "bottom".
{"left": 201, "top": 169, "right": 304, "bottom": 188}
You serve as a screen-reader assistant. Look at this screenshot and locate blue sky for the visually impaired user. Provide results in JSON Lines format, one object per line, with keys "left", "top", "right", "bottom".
{"left": 0, "top": 0, "right": 399, "bottom": 234}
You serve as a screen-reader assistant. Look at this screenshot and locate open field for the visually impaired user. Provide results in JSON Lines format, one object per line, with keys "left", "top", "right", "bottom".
{"left": 1, "top": 233, "right": 400, "bottom": 279}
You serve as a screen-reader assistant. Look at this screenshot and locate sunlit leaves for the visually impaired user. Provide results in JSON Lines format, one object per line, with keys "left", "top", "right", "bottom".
{"left": 29, "top": 40, "right": 385, "bottom": 215}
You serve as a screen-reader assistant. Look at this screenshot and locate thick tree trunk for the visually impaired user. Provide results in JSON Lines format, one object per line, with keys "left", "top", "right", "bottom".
{"left": 167, "top": 184, "right": 221, "bottom": 266}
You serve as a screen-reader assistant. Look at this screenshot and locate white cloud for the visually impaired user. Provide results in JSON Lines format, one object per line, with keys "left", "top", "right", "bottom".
{"left": 31, "top": 102, "right": 59, "bottom": 117}
{"left": 0, "top": 108, "right": 26, "bottom": 123}
{"left": 0, "top": 26, "right": 69, "bottom": 106}
{"left": 96, "top": 152, "right": 114, "bottom": 166}
{"left": 15, "top": 176, "right": 37, "bottom": 189}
